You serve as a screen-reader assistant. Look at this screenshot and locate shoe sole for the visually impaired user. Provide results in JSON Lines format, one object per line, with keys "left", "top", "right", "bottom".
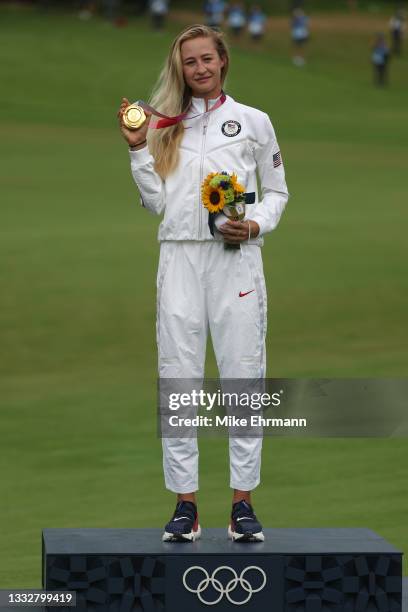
{"left": 162, "top": 524, "right": 201, "bottom": 542}
{"left": 228, "top": 524, "right": 265, "bottom": 542}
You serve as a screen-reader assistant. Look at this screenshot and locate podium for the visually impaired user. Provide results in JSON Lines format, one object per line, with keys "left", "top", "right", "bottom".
{"left": 42, "top": 528, "right": 403, "bottom": 611}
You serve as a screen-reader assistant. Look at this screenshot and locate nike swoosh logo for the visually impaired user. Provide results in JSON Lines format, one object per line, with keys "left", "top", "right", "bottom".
{"left": 173, "top": 516, "right": 190, "bottom": 521}
{"left": 236, "top": 517, "right": 254, "bottom": 521}
{"left": 239, "top": 290, "right": 255, "bottom": 298}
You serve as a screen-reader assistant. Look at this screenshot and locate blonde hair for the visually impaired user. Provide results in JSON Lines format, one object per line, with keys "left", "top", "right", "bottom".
{"left": 147, "top": 24, "right": 230, "bottom": 179}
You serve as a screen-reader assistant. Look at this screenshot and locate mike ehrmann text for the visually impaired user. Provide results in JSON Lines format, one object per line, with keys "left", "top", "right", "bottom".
{"left": 168, "top": 415, "right": 307, "bottom": 428}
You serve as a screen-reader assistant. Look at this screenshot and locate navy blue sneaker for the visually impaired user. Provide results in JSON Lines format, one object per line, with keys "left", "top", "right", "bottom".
{"left": 162, "top": 501, "right": 201, "bottom": 542}
{"left": 228, "top": 500, "right": 264, "bottom": 542}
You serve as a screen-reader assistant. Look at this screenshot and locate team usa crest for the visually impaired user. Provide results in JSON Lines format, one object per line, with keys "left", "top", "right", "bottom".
{"left": 222, "top": 120, "right": 241, "bottom": 137}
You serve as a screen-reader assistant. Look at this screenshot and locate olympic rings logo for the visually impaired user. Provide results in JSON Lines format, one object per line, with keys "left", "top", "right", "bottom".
{"left": 182, "top": 565, "right": 267, "bottom": 606}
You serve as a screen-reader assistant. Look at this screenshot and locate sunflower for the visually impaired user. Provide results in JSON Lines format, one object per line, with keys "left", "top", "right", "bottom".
{"left": 231, "top": 173, "right": 245, "bottom": 195}
{"left": 202, "top": 183, "right": 226, "bottom": 213}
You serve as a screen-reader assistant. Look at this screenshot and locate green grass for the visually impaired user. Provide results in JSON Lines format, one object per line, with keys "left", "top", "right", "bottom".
{"left": 1, "top": 6, "right": 407, "bottom": 585}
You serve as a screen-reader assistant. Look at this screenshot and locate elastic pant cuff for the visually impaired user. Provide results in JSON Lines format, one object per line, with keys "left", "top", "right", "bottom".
{"left": 165, "top": 481, "right": 199, "bottom": 494}
{"left": 230, "top": 478, "right": 260, "bottom": 491}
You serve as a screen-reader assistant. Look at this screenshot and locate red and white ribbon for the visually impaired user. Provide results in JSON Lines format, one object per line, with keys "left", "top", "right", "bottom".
{"left": 136, "top": 91, "right": 227, "bottom": 129}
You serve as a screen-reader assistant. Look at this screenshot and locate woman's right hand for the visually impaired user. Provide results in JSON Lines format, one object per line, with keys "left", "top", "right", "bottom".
{"left": 117, "top": 97, "right": 152, "bottom": 148}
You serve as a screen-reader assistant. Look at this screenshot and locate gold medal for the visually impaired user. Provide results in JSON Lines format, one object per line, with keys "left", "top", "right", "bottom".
{"left": 123, "top": 104, "right": 146, "bottom": 130}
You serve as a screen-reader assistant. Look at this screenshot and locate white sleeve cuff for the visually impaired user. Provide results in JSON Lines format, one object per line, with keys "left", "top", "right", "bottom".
{"left": 129, "top": 146, "right": 152, "bottom": 165}
{"left": 247, "top": 215, "right": 267, "bottom": 238}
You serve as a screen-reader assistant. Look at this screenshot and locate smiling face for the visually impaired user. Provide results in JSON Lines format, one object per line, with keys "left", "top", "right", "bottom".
{"left": 180, "top": 36, "right": 226, "bottom": 100}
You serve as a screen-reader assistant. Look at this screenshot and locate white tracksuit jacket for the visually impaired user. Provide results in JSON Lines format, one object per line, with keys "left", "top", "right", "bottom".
{"left": 129, "top": 93, "right": 289, "bottom": 243}
{"left": 129, "top": 93, "right": 289, "bottom": 494}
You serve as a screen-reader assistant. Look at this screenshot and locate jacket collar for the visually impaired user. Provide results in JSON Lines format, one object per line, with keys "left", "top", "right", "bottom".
{"left": 189, "top": 92, "right": 232, "bottom": 114}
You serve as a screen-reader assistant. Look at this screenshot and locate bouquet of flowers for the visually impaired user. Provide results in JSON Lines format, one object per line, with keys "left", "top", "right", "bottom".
{"left": 201, "top": 171, "right": 247, "bottom": 222}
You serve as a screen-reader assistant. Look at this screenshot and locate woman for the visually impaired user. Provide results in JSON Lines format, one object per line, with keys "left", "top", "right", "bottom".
{"left": 118, "top": 24, "right": 289, "bottom": 542}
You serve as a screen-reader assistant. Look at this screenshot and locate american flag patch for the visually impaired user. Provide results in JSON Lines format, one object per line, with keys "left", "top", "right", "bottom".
{"left": 273, "top": 151, "right": 282, "bottom": 168}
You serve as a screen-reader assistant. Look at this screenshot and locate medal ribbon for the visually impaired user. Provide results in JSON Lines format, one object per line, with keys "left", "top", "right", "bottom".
{"left": 136, "top": 91, "right": 227, "bottom": 129}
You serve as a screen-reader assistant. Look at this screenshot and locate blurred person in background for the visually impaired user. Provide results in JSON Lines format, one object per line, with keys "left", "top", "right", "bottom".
{"left": 204, "top": 0, "right": 226, "bottom": 29}
{"left": 291, "top": 8, "right": 309, "bottom": 66}
{"left": 227, "top": 2, "right": 246, "bottom": 37}
{"left": 389, "top": 7, "right": 405, "bottom": 55}
{"left": 118, "top": 24, "right": 289, "bottom": 544}
{"left": 149, "top": 0, "right": 169, "bottom": 30}
{"left": 248, "top": 5, "right": 267, "bottom": 41}
{"left": 371, "top": 32, "right": 390, "bottom": 86}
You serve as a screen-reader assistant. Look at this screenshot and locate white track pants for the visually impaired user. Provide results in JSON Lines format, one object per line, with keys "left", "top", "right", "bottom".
{"left": 157, "top": 241, "right": 267, "bottom": 493}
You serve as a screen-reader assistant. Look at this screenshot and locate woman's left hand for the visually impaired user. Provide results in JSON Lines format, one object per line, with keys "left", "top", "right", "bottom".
{"left": 218, "top": 220, "right": 260, "bottom": 244}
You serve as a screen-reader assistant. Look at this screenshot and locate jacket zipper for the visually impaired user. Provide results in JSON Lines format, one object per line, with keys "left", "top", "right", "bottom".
{"left": 198, "top": 102, "right": 210, "bottom": 239}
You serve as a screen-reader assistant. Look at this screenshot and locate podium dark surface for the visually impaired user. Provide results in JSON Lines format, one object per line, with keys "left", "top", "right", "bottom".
{"left": 43, "top": 527, "right": 401, "bottom": 555}
{"left": 42, "top": 528, "right": 403, "bottom": 611}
